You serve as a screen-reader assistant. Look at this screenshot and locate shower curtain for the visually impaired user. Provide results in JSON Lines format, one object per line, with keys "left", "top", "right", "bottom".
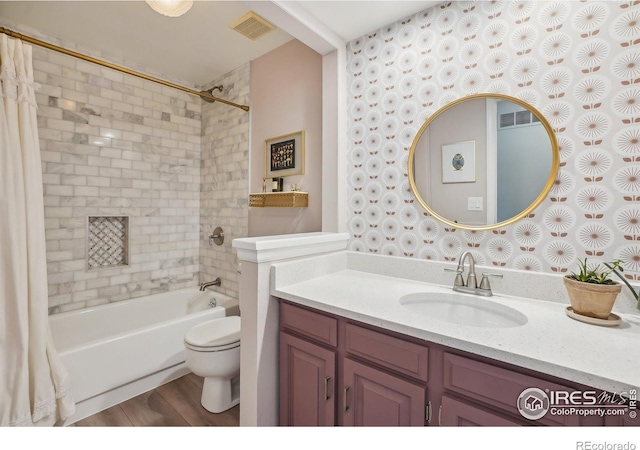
{"left": 0, "top": 34, "right": 75, "bottom": 426}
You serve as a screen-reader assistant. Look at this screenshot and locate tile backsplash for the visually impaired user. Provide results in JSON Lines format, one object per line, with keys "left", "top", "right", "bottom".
{"left": 346, "top": 1, "right": 640, "bottom": 288}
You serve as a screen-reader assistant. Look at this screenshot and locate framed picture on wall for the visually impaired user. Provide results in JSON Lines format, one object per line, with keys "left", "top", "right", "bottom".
{"left": 264, "top": 130, "right": 305, "bottom": 178}
{"left": 442, "top": 140, "right": 476, "bottom": 184}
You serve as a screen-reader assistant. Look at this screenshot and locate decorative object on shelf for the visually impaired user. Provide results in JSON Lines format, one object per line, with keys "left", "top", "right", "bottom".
{"left": 290, "top": 184, "right": 301, "bottom": 192}
{"left": 262, "top": 178, "right": 267, "bottom": 193}
{"left": 271, "top": 177, "right": 284, "bottom": 192}
{"left": 145, "top": 0, "right": 193, "bottom": 17}
{"left": 265, "top": 130, "right": 305, "bottom": 178}
{"left": 442, "top": 140, "right": 476, "bottom": 184}
{"left": 249, "top": 192, "right": 308, "bottom": 208}
{"left": 563, "top": 258, "right": 622, "bottom": 321}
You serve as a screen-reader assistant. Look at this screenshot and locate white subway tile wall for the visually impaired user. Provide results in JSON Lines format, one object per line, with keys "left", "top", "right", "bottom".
{"left": 33, "top": 44, "right": 206, "bottom": 313}
{"left": 199, "top": 64, "right": 251, "bottom": 301}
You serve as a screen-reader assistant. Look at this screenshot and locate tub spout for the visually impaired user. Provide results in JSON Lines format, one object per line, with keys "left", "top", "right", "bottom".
{"left": 199, "top": 277, "right": 221, "bottom": 291}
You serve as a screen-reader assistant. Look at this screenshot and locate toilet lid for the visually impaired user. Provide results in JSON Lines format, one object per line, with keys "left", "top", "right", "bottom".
{"left": 184, "top": 316, "right": 240, "bottom": 348}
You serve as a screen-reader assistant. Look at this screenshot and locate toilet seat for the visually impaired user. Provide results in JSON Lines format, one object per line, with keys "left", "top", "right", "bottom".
{"left": 185, "top": 316, "right": 240, "bottom": 352}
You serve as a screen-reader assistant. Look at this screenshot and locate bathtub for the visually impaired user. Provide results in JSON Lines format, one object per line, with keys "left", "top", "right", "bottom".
{"left": 49, "top": 288, "right": 239, "bottom": 424}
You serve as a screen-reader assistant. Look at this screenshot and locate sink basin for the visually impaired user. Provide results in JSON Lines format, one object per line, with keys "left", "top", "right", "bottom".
{"left": 399, "top": 292, "right": 527, "bottom": 328}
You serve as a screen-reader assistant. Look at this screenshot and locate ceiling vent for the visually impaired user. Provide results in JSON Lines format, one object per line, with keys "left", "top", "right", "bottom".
{"left": 229, "top": 11, "right": 276, "bottom": 41}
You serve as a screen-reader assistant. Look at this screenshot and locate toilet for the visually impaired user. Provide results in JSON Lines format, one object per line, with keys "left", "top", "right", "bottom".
{"left": 184, "top": 316, "right": 241, "bottom": 413}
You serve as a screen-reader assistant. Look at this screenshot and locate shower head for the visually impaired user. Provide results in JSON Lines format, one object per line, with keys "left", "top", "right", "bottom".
{"left": 199, "top": 85, "right": 223, "bottom": 103}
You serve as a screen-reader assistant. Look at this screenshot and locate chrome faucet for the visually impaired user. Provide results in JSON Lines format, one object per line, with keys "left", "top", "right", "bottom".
{"left": 199, "top": 277, "right": 221, "bottom": 291}
{"left": 445, "top": 252, "right": 502, "bottom": 297}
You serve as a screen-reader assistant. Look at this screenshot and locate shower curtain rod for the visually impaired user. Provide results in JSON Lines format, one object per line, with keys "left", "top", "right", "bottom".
{"left": 0, "top": 27, "right": 250, "bottom": 112}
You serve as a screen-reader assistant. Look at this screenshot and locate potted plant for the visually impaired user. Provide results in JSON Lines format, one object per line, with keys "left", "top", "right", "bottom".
{"left": 564, "top": 258, "right": 622, "bottom": 319}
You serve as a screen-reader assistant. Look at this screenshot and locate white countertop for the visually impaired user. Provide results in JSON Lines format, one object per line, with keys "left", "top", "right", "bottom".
{"left": 271, "top": 252, "right": 640, "bottom": 394}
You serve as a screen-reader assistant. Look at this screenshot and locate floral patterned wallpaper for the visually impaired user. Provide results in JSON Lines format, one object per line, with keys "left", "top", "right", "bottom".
{"left": 346, "top": 0, "right": 640, "bottom": 280}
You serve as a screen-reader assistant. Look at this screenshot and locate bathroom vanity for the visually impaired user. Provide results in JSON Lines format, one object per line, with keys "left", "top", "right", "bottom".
{"left": 279, "top": 300, "right": 634, "bottom": 426}
{"left": 272, "top": 251, "right": 640, "bottom": 427}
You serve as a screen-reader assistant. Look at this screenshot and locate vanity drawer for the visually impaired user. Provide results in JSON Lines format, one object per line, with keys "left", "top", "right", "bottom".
{"left": 345, "top": 323, "right": 429, "bottom": 382}
{"left": 280, "top": 302, "right": 338, "bottom": 348}
{"left": 440, "top": 395, "right": 526, "bottom": 426}
{"left": 443, "top": 352, "right": 590, "bottom": 426}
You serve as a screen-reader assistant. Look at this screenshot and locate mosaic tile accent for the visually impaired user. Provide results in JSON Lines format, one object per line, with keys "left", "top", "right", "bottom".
{"left": 87, "top": 216, "right": 128, "bottom": 269}
{"left": 345, "top": 1, "right": 640, "bottom": 282}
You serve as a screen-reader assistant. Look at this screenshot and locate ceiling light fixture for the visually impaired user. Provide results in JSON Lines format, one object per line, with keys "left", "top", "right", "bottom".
{"left": 145, "top": 0, "right": 193, "bottom": 18}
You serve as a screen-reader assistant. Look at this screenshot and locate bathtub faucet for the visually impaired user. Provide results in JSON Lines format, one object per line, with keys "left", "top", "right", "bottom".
{"left": 199, "top": 277, "right": 221, "bottom": 291}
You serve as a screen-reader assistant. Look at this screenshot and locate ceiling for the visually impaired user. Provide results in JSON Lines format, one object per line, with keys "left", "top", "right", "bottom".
{"left": 0, "top": 1, "right": 440, "bottom": 87}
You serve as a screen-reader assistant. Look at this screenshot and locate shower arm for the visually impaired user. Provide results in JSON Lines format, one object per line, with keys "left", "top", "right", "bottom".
{"left": 199, "top": 85, "right": 224, "bottom": 103}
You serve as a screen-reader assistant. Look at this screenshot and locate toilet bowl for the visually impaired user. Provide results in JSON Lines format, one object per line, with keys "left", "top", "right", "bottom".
{"left": 184, "top": 315, "right": 241, "bottom": 413}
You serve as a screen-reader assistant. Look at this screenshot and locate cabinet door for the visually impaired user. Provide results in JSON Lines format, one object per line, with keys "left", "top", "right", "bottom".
{"left": 440, "top": 395, "right": 526, "bottom": 426}
{"left": 342, "top": 358, "right": 426, "bottom": 426}
{"left": 280, "top": 332, "right": 336, "bottom": 426}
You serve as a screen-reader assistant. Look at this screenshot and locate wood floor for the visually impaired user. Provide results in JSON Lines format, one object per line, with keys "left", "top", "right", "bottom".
{"left": 71, "top": 373, "right": 240, "bottom": 427}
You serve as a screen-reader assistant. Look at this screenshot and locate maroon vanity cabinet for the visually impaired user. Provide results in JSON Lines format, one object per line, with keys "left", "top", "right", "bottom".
{"left": 279, "top": 300, "right": 622, "bottom": 427}
{"left": 279, "top": 301, "right": 428, "bottom": 426}
{"left": 341, "top": 323, "right": 429, "bottom": 426}
{"left": 279, "top": 302, "right": 338, "bottom": 426}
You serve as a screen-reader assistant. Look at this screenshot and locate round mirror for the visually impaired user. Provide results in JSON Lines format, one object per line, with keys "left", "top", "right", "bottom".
{"left": 408, "top": 93, "right": 559, "bottom": 231}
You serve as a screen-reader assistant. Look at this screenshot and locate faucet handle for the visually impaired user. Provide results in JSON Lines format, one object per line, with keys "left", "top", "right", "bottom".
{"left": 479, "top": 273, "right": 503, "bottom": 290}
{"left": 445, "top": 267, "right": 465, "bottom": 287}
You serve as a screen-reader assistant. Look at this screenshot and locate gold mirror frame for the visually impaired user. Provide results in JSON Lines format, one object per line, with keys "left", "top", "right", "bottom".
{"left": 408, "top": 93, "right": 560, "bottom": 231}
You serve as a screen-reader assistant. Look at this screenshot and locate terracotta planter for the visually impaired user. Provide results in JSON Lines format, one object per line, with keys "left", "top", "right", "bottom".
{"left": 563, "top": 276, "right": 622, "bottom": 319}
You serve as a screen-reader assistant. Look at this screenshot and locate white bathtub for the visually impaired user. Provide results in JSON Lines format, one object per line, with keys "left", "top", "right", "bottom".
{"left": 49, "top": 288, "right": 239, "bottom": 424}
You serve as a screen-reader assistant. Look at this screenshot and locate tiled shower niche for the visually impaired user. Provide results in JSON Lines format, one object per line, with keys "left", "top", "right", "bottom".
{"left": 87, "top": 216, "right": 129, "bottom": 270}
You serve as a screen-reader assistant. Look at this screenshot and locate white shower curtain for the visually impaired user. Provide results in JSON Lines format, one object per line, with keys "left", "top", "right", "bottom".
{"left": 0, "top": 34, "right": 75, "bottom": 426}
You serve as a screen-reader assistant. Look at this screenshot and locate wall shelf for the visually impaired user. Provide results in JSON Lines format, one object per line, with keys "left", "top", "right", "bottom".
{"left": 249, "top": 192, "right": 308, "bottom": 208}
